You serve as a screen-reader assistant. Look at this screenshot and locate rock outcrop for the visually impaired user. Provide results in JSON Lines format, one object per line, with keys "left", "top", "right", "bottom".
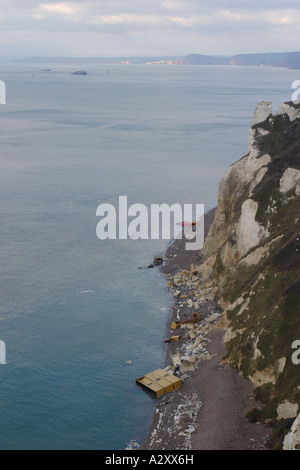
{"left": 283, "top": 412, "right": 300, "bottom": 450}
{"left": 197, "top": 101, "right": 300, "bottom": 449}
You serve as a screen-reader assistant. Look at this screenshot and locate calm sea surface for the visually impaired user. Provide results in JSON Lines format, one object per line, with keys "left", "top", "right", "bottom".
{"left": 0, "top": 62, "right": 297, "bottom": 449}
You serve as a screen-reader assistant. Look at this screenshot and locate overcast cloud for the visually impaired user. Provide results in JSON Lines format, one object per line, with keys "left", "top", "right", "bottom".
{"left": 0, "top": 0, "right": 300, "bottom": 57}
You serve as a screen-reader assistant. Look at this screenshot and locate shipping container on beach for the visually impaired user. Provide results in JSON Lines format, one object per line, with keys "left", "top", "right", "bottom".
{"left": 136, "top": 369, "right": 182, "bottom": 397}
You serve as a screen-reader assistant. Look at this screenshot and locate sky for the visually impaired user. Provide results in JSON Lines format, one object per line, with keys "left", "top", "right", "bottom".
{"left": 1, "top": 0, "right": 300, "bottom": 58}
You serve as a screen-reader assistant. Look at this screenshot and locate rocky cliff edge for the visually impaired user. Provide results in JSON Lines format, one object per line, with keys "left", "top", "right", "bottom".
{"left": 197, "top": 101, "right": 300, "bottom": 449}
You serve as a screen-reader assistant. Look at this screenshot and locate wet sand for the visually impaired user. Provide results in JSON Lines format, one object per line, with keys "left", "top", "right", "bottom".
{"left": 142, "top": 209, "right": 271, "bottom": 450}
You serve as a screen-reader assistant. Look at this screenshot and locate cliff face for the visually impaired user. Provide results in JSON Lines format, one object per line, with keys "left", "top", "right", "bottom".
{"left": 198, "top": 101, "right": 300, "bottom": 449}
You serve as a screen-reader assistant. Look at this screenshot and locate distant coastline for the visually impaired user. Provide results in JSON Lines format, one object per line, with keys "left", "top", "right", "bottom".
{"left": 8, "top": 50, "right": 300, "bottom": 70}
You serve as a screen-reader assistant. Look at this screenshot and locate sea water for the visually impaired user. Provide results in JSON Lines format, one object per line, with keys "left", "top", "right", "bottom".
{"left": 0, "top": 62, "right": 297, "bottom": 449}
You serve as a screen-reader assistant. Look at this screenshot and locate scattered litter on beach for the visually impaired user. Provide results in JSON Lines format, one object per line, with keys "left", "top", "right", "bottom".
{"left": 171, "top": 312, "right": 201, "bottom": 330}
{"left": 163, "top": 335, "right": 181, "bottom": 344}
{"left": 153, "top": 255, "right": 163, "bottom": 265}
{"left": 145, "top": 391, "right": 202, "bottom": 450}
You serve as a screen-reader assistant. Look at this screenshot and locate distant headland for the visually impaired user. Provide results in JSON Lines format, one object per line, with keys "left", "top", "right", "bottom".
{"left": 7, "top": 51, "right": 300, "bottom": 70}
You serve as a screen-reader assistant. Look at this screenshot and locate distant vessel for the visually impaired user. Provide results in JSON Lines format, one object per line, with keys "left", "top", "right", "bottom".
{"left": 71, "top": 70, "right": 87, "bottom": 75}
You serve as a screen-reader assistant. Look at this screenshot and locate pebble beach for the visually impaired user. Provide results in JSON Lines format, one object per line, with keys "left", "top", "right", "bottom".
{"left": 142, "top": 209, "right": 271, "bottom": 451}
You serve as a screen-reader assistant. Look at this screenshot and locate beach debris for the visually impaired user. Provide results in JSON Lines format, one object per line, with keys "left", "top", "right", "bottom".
{"left": 184, "top": 426, "right": 196, "bottom": 434}
{"left": 136, "top": 369, "right": 182, "bottom": 398}
{"left": 179, "top": 360, "right": 195, "bottom": 374}
{"left": 187, "top": 336, "right": 202, "bottom": 350}
{"left": 161, "top": 396, "right": 175, "bottom": 407}
{"left": 153, "top": 255, "right": 163, "bottom": 265}
{"left": 181, "top": 354, "right": 198, "bottom": 364}
{"left": 171, "top": 353, "right": 182, "bottom": 368}
{"left": 180, "top": 374, "right": 190, "bottom": 382}
{"left": 171, "top": 312, "right": 201, "bottom": 330}
{"left": 163, "top": 335, "right": 181, "bottom": 344}
{"left": 189, "top": 329, "right": 197, "bottom": 339}
{"left": 146, "top": 390, "right": 202, "bottom": 450}
{"left": 173, "top": 273, "right": 184, "bottom": 285}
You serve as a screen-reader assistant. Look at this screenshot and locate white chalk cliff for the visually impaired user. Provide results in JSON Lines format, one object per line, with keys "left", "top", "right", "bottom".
{"left": 197, "top": 101, "right": 300, "bottom": 449}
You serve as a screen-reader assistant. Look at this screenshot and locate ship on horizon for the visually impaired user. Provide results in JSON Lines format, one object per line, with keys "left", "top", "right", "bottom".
{"left": 71, "top": 70, "right": 87, "bottom": 75}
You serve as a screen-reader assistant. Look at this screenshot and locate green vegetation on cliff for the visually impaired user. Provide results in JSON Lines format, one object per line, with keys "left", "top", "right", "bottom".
{"left": 199, "top": 101, "right": 300, "bottom": 449}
